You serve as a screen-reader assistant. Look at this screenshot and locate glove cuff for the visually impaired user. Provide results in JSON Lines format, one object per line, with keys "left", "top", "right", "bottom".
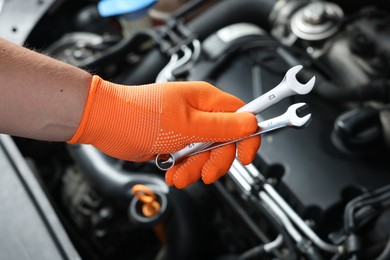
{"left": 67, "top": 75, "right": 100, "bottom": 144}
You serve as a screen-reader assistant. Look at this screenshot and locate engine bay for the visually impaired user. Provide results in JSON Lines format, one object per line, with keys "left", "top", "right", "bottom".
{"left": 1, "top": 0, "right": 390, "bottom": 259}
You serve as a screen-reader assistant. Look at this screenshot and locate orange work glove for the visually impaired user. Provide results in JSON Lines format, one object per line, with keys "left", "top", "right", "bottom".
{"left": 68, "top": 76, "right": 261, "bottom": 188}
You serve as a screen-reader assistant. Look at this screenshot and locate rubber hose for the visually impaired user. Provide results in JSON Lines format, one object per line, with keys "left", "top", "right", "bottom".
{"left": 298, "top": 68, "right": 390, "bottom": 102}
{"left": 78, "top": 29, "right": 161, "bottom": 69}
{"left": 66, "top": 144, "right": 168, "bottom": 203}
{"left": 187, "top": 0, "right": 277, "bottom": 40}
{"left": 120, "top": 47, "right": 170, "bottom": 85}
{"left": 163, "top": 188, "right": 205, "bottom": 260}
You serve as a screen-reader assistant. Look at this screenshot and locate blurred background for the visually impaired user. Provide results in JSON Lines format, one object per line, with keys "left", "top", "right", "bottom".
{"left": 1, "top": 1, "right": 390, "bottom": 259}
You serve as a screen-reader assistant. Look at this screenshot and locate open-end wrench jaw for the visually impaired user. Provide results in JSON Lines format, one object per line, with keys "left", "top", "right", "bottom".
{"left": 287, "top": 103, "right": 312, "bottom": 128}
{"left": 285, "top": 65, "right": 316, "bottom": 95}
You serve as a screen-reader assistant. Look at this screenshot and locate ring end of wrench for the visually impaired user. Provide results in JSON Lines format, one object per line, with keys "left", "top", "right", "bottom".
{"left": 155, "top": 154, "right": 175, "bottom": 171}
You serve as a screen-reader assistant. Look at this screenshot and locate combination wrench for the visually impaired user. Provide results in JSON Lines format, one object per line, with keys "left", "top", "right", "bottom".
{"left": 156, "top": 103, "right": 311, "bottom": 170}
{"left": 155, "top": 65, "right": 316, "bottom": 170}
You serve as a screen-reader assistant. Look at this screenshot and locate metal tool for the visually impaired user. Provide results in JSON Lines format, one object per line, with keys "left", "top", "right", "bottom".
{"left": 172, "top": 65, "right": 314, "bottom": 157}
{"left": 155, "top": 103, "right": 311, "bottom": 170}
{"left": 236, "top": 64, "right": 315, "bottom": 114}
{"left": 154, "top": 65, "right": 315, "bottom": 170}
{"left": 228, "top": 159, "right": 342, "bottom": 253}
{"left": 156, "top": 40, "right": 201, "bottom": 82}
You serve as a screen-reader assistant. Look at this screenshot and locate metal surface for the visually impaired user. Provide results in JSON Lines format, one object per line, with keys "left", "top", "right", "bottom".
{"left": 216, "top": 23, "right": 265, "bottom": 43}
{"left": 263, "top": 234, "right": 283, "bottom": 252}
{"left": 263, "top": 183, "right": 342, "bottom": 253}
{"left": 0, "top": 135, "right": 81, "bottom": 260}
{"left": 259, "top": 191, "right": 304, "bottom": 243}
{"left": 0, "top": 0, "right": 4, "bottom": 15}
{"left": 202, "top": 23, "right": 266, "bottom": 59}
{"left": 228, "top": 158, "right": 343, "bottom": 254}
{"left": 0, "top": 0, "right": 56, "bottom": 45}
{"left": 156, "top": 40, "right": 201, "bottom": 82}
{"left": 290, "top": 2, "right": 344, "bottom": 41}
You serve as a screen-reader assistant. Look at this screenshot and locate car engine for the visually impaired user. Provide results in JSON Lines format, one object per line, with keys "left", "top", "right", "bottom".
{"left": 1, "top": 0, "right": 390, "bottom": 259}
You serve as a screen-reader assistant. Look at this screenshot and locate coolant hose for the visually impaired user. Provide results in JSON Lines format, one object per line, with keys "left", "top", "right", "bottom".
{"left": 78, "top": 29, "right": 162, "bottom": 70}
{"left": 121, "top": 48, "right": 170, "bottom": 85}
{"left": 297, "top": 68, "right": 390, "bottom": 102}
{"left": 187, "top": 0, "right": 277, "bottom": 39}
{"left": 67, "top": 144, "right": 169, "bottom": 203}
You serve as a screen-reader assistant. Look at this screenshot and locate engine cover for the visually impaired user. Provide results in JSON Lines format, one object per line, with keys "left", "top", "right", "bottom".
{"left": 190, "top": 39, "right": 390, "bottom": 223}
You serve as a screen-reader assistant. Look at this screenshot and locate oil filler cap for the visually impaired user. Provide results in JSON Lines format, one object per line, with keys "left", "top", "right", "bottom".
{"left": 331, "top": 106, "right": 384, "bottom": 157}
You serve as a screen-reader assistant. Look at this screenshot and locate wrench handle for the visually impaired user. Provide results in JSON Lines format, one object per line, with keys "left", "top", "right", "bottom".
{"left": 169, "top": 112, "right": 287, "bottom": 161}
{"left": 155, "top": 111, "right": 290, "bottom": 171}
{"left": 236, "top": 78, "right": 291, "bottom": 114}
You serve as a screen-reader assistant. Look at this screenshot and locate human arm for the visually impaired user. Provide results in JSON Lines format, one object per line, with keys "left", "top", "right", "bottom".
{"left": 0, "top": 37, "right": 261, "bottom": 188}
{"left": 0, "top": 37, "right": 91, "bottom": 141}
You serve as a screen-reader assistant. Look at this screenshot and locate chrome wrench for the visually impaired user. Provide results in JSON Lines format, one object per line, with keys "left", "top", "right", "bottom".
{"left": 155, "top": 65, "right": 315, "bottom": 170}
{"left": 236, "top": 64, "right": 315, "bottom": 114}
{"left": 155, "top": 103, "right": 311, "bottom": 170}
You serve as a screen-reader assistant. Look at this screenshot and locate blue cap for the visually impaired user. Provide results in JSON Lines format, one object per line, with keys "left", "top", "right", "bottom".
{"left": 98, "top": 0, "right": 158, "bottom": 18}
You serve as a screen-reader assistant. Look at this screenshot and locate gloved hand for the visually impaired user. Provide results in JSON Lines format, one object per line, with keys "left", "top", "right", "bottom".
{"left": 68, "top": 76, "right": 261, "bottom": 188}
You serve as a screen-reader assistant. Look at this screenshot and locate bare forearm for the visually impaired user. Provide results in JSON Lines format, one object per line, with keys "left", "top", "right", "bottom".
{"left": 0, "top": 37, "right": 91, "bottom": 141}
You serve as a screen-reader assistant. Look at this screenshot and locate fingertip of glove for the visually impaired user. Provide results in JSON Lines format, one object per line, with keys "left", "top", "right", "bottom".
{"left": 237, "top": 136, "right": 261, "bottom": 165}
{"left": 165, "top": 163, "right": 183, "bottom": 187}
{"left": 167, "top": 154, "right": 207, "bottom": 189}
{"left": 201, "top": 165, "right": 219, "bottom": 184}
{"left": 235, "top": 112, "right": 259, "bottom": 136}
{"left": 171, "top": 168, "right": 197, "bottom": 189}
{"left": 201, "top": 147, "right": 234, "bottom": 184}
{"left": 165, "top": 170, "right": 175, "bottom": 186}
{"left": 202, "top": 164, "right": 229, "bottom": 184}
{"left": 238, "top": 152, "right": 255, "bottom": 165}
{"left": 201, "top": 158, "right": 226, "bottom": 184}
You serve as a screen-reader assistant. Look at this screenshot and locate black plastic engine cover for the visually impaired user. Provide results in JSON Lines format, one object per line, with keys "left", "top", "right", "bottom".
{"left": 190, "top": 52, "right": 390, "bottom": 222}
